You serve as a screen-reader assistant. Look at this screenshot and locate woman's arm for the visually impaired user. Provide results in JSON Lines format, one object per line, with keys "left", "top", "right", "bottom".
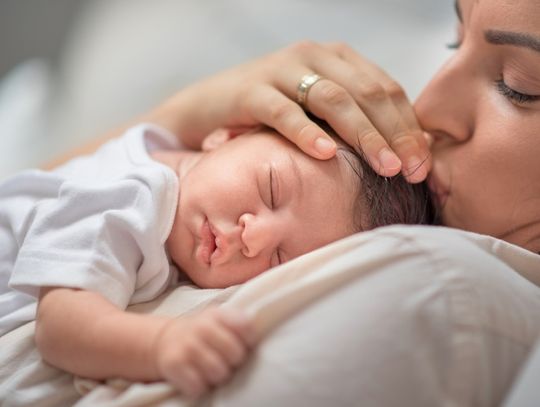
{"left": 46, "top": 42, "right": 430, "bottom": 181}
{"left": 42, "top": 104, "right": 183, "bottom": 169}
{"left": 36, "top": 287, "right": 254, "bottom": 398}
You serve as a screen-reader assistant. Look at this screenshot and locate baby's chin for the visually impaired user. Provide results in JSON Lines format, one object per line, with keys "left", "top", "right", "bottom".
{"left": 182, "top": 263, "right": 270, "bottom": 289}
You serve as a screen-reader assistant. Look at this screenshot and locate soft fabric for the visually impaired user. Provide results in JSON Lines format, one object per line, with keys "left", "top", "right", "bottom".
{"left": 0, "top": 123, "right": 180, "bottom": 336}
{"left": 503, "top": 337, "right": 540, "bottom": 406}
{"left": 1, "top": 225, "right": 538, "bottom": 406}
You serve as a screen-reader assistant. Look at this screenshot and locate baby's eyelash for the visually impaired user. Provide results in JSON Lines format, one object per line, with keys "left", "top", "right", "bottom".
{"left": 269, "top": 168, "right": 275, "bottom": 208}
{"left": 495, "top": 79, "right": 539, "bottom": 104}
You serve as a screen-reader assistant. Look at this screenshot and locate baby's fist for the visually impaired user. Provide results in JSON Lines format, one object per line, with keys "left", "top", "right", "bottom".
{"left": 154, "top": 306, "right": 255, "bottom": 398}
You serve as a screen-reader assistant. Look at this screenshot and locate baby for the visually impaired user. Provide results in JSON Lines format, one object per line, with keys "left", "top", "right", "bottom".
{"left": 0, "top": 123, "right": 433, "bottom": 397}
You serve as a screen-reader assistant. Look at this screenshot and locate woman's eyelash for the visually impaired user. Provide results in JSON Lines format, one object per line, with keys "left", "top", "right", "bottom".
{"left": 446, "top": 40, "right": 461, "bottom": 50}
{"left": 447, "top": 19, "right": 463, "bottom": 50}
{"left": 444, "top": 28, "right": 537, "bottom": 105}
{"left": 495, "top": 79, "right": 539, "bottom": 104}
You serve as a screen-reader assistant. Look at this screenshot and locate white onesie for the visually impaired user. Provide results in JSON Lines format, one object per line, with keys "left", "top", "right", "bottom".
{"left": 0, "top": 123, "right": 180, "bottom": 336}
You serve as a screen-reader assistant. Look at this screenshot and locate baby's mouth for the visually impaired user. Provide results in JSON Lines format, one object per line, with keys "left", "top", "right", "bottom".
{"left": 200, "top": 219, "right": 217, "bottom": 265}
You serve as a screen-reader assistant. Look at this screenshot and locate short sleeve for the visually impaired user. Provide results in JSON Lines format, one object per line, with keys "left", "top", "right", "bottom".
{"left": 9, "top": 165, "right": 174, "bottom": 309}
{"left": 9, "top": 126, "right": 178, "bottom": 308}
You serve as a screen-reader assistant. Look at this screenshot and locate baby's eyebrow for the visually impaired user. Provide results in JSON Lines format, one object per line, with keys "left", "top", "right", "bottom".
{"left": 287, "top": 152, "right": 304, "bottom": 202}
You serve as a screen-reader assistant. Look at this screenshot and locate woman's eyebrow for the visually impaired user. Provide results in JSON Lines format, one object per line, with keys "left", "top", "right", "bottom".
{"left": 485, "top": 30, "right": 540, "bottom": 54}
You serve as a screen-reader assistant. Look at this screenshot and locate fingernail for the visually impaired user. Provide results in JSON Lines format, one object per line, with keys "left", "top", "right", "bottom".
{"left": 314, "top": 137, "right": 336, "bottom": 156}
{"left": 405, "top": 155, "right": 427, "bottom": 183}
{"left": 422, "top": 131, "right": 434, "bottom": 148}
{"left": 378, "top": 148, "right": 401, "bottom": 173}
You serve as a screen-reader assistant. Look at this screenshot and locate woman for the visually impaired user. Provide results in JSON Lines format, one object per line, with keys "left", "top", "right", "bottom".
{"left": 44, "top": 0, "right": 539, "bottom": 405}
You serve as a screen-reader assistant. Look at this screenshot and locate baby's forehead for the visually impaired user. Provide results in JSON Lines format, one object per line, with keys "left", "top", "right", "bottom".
{"left": 244, "top": 128, "right": 296, "bottom": 148}
{"left": 234, "top": 128, "right": 364, "bottom": 235}
{"left": 246, "top": 128, "right": 361, "bottom": 186}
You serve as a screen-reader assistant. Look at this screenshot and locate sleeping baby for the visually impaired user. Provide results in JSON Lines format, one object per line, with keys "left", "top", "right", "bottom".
{"left": 0, "top": 123, "right": 434, "bottom": 398}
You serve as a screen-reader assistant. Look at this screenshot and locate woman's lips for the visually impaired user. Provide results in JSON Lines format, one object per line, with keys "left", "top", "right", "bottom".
{"left": 197, "top": 218, "right": 216, "bottom": 265}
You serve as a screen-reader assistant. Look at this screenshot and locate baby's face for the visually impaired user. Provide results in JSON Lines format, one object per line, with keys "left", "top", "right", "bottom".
{"left": 167, "top": 129, "right": 358, "bottom": 288}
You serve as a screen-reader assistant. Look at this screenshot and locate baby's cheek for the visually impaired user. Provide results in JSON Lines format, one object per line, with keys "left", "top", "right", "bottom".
{"left": 223, "top": 259, "right": 270, "bottom": 287}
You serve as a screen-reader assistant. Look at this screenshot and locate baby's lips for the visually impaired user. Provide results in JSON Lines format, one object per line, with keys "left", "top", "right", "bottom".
{"left": 199, "top": 219, "right": 216, "bottom": 265}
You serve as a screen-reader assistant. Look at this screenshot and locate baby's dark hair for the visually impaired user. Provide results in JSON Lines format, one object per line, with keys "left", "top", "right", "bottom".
{"left": 316, "top": 118, "right": 436, "bottom": 232}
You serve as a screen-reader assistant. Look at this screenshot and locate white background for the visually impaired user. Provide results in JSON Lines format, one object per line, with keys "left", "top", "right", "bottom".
{"left": 0, "top": 0, "right": 456, "bottom": 178}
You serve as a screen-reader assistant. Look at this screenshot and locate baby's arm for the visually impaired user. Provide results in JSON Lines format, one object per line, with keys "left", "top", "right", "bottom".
{"left": 36, "top": 287, "right": 254, "bottom": 398}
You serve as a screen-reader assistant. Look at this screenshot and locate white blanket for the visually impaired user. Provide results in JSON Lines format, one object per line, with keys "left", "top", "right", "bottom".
{"left": 1, "top": 225, "right": 539, "bottom": 406}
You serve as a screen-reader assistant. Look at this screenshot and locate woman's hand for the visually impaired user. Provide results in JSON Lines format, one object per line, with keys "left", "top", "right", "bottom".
{"left": 153, "top": 306, "right": 255, "bottom": 399}
{"left": 162, "top": 41, "right": 430, "bottom": 182}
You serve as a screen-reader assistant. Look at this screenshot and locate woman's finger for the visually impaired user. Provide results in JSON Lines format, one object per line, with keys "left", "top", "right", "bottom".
{"left": 304, "top": 78, "right": 403, "bottom": 177}
{"left": 272, "top": 42, "right": 410, "bottom": 177}
{"left": 272, "top": 41, "right": 428, "bottom": 181}
{"left": 326, "top": 41, "right": 419, "bottom": 129}
{"left": 324, "top": 42, "right": 431, "bottom": 181}
{"left": 243, "top": 84, "right": 338, "bottom": 159}
{"left": 314, "top": 43, "right": 427, "bottom": 181}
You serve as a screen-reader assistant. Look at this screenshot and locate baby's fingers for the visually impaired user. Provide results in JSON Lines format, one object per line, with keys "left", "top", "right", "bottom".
{"left": 190, "top": 343, "right": 232, "bottom": 386}
{"left": 217, "top": 306, "right": 257, "bottom": 348}
{"left": 189, "top": 307, "right": 255, "bottom": 385}
{"left": 194, "top": 307, "right": 254, "bottom": 365}
{"left": 167, "top": 364, "right": 208, "bottom": 399}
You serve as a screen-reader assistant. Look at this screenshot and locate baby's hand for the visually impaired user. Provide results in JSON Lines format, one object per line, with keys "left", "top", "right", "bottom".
{"left": 153, "top": 306, "right": 255, "bottom": 398}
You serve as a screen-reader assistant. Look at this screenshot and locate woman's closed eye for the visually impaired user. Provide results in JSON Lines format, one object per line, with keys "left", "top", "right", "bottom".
{"left": 495, "top": 79, "right": 540, "bottom": 105}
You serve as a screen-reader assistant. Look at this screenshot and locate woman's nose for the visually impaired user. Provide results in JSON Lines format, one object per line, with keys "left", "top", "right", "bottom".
{"left": 414, "top": 51, "right": 474, "bottom": 144}
{"left": 238, "top": 213, "right": 278, "bottom": 258}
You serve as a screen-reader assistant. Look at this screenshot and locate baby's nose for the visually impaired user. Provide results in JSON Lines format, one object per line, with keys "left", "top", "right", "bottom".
{"left": 238, "top": 213, "right": 277, "bottom": 258}
{"left": 216, "top": 226, "right": 243, "bottom": 257}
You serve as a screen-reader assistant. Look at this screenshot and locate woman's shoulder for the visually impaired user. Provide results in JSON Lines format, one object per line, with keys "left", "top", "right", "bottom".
{"left": 361, "top": 225, "right": 540, "bottom": 287}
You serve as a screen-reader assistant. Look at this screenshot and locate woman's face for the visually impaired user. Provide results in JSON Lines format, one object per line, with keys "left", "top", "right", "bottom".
{"left": 415, "top": 0, "right": 540, "bottom": 252}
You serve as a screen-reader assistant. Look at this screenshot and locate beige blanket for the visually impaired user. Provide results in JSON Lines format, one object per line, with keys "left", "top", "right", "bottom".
{"left": 2, "top": 226, "right": 539, "bottom": 407}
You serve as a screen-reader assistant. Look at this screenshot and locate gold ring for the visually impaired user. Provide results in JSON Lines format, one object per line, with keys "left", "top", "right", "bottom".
{"left": 296, "top": 73, "right": 323, "bottom": 109}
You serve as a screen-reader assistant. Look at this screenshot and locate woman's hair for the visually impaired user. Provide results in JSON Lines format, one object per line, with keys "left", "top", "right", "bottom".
{"left": 315, "top": 117, "right": 436, "bottom": 232}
